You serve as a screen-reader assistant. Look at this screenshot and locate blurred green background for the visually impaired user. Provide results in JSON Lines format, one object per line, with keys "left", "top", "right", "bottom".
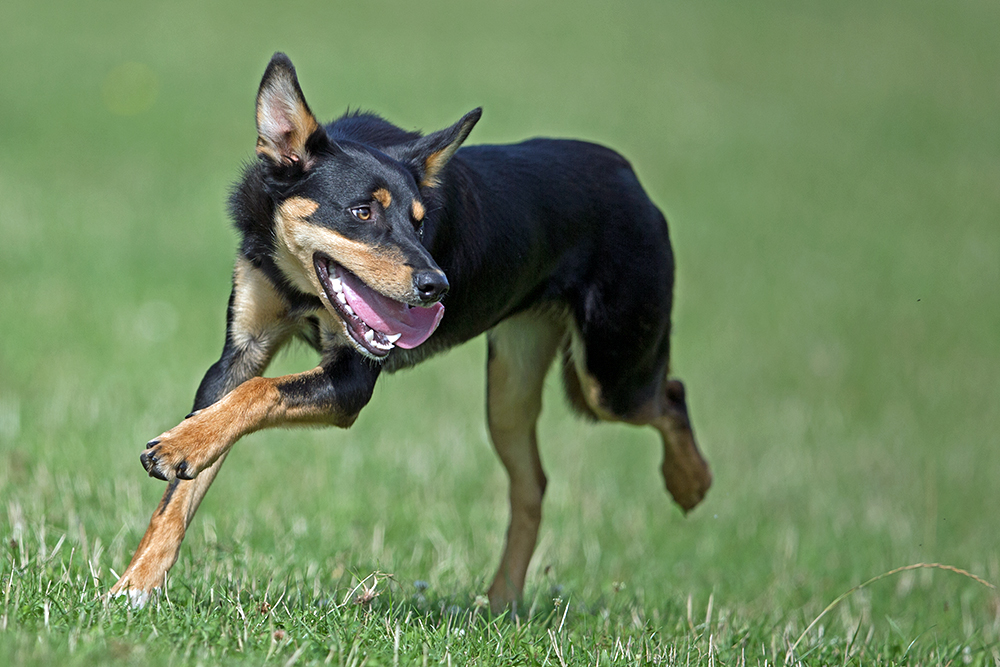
{"left": 1, "top": 0, "right": 998, "bottom": 649}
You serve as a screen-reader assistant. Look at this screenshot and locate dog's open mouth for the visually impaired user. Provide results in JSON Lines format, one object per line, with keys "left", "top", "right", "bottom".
{"left": 314, "top": 254, "right": 444, "bottom": 358}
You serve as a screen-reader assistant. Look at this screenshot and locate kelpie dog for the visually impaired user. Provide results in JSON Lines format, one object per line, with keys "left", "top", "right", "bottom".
{"left": 110, "top": 52, "right": 711, "bottom": 612}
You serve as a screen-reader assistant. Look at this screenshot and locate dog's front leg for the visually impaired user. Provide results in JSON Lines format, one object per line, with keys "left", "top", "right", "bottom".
{"left": 139, "top": 352, "right": 378, "bottom": 481}
{"left": 108, "top": 353, "right": 279, "bottom": 604}
{"left": 111, "top": 349, "right": 378, "bottom": 605}
{"left": 112, "top": 258, "right": 307, "bottom": 604}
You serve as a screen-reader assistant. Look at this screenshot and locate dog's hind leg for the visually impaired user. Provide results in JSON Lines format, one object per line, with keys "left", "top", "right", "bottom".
{"left": 654, "top": 378, "right": 711, "bottom": 512}
{"left": 565, "top": 330, "right": 711, "bottom": 512}
{"left": 485, "top": 310, "right": 564, "bottom": 614}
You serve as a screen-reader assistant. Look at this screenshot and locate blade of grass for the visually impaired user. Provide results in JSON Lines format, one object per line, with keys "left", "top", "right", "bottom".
{"left": 786, "top": 562, "right": 996, "bottom": 663}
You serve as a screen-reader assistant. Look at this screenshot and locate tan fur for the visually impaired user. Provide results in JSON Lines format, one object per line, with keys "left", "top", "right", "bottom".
{"left": 229, "top": 258, "right": 297, "bottom": 379}
{"left": 274, "top": 196, "right": 414, "bottom": 301}
{"left": 255, "top": 80, "right": 320, "bottom": 167}
{"left": 139, "top": 366, "right": 360, "bottom": 484}
{"left": 111, "top": 355, "right": 368, "bottom": 602}
{"left": 652, "top": 380, "right": 712, "bottom": 511}
{"left": 421, "top": 149, "right": 448, "bottom": 188}
{"left": 108, "top": 478, "right": 190, "bottom": 600}
{"left": 272, "top": 197, "right": 322, "bottom": 294}
{"left": 568, "top": 329, "right": 618, "bottom": 421}
{"left": 566, "top": 325, "right": 711, "bottom": 512}
{"left": 280, "top": 196, "right": 320, "bottom": 219}
{"left": 111, "top": 259, "right": 312, "bottom": 603}
{"left": 110, "top": 361, "right": 361, "bottom": 601}
{"left": 372, "top": 188, "right": 392, "bottom": 209}
{"left": 411, "top": 199, "right": 425, "bottom": 222}
{"left": 421, "top": 112, "right": 476, "bottom": 188}
{"left": 110, "top": 262, "right": 386, "bottom": 602}
{"left": 484, "top": 311, "right": 566, "bottom": 613}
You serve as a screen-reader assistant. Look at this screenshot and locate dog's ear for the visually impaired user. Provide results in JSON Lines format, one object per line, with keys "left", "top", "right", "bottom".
{"left": 400, "top": 108, "right": 482, "bottom": 188}
{"left": 255, "top": 53, "right": 323, "bottom": 169}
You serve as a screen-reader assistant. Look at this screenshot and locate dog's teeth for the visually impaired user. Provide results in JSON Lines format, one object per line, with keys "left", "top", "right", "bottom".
{"left": 331, "top": 276, "right": 343, "bottom": 292}
{"left": 386, "top": 333, "right": 402, "bottom": 344}
{"left": 343, "top": 303, "right": 354, "bottom": 316}
{"left": 364, "top": 329, "right": 375, "bottom": 344}
{"left": 337, "top": 291, "right": 348, "bottom": 305}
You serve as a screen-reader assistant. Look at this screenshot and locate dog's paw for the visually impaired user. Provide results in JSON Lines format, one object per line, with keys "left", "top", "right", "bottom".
{"left": 660, "top": 426, "right": 711, "bottom": 512}
{"left": 140, "top": 416, "right": 217, "bottom": 481}
{"left": 662, "top": 458, "right": 712, "bottom": 512}
{"left": 141, "top": 439, "right": 194, "bottom": 481}
{"left": 109, "top": 575, "right": 161, "bottom": 610}
{"left": 111, "top": 586, "right": 157, "bottom": 609}
{"left": 660, "top": 379, "right": 711, "bottom": 512}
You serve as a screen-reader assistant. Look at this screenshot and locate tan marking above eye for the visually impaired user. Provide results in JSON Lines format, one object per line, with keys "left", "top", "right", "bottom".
{"left": 412, "top": 200, "right": 425, "bottom": 222}
{"left": 372, "top": 188, "right": 392, "bottom": 209}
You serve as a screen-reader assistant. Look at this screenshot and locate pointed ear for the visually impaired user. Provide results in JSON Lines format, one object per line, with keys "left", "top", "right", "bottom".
{"left": 402, "top": 108, "right": 482, "bottom": 188}
{"left": 255, "top": 52, "right": 322, "bottom": 168}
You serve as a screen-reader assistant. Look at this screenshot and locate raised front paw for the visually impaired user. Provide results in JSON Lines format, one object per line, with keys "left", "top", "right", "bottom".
{"left": 140, "top": 413, "right": 218, "bottom": 481}
{"left": 141, "top": 439, "right": 194, "bottom": 481}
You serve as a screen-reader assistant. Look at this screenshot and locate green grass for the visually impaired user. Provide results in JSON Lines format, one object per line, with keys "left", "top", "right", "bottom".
{"left": 2, "top": 0, "right": 1000, "bottom": 664}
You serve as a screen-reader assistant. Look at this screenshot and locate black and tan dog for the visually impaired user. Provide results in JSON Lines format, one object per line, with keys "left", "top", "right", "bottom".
{"left": 110, "top": 52, "right": 711, "bottom": 612}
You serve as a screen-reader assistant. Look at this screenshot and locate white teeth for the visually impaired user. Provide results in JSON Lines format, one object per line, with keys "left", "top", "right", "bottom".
{"left": 337, "top": 291, "right": 348, "bottom": 305}
{"left": 386, "top": 333, "right": 402, "bottom": 344}
{"left": 331, "top": 276, "right": 343, "bottom": 292}
{"left": 343, "top": 303, "right": 354, "bottom": 316}
{"left": 360, "top": 328, "right": 397, "bottom": 353}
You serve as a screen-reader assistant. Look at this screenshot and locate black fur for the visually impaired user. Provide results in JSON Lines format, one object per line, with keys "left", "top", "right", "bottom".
{"left": 225, "top": 82, "right": 676, "bottom": 419}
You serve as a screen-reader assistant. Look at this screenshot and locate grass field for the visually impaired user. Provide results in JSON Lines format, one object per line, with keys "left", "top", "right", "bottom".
{"left": 2, "top": 0, "right": 999, "bottom": 664}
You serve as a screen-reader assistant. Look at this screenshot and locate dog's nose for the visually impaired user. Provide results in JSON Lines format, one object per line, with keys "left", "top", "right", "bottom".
{"left": 413, "top": 269, "right": 449, "bottom": 303}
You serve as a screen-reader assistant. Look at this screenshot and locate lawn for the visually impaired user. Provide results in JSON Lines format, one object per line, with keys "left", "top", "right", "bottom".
{"left": 1, "top": 0, "right": 999, "bottom": 664}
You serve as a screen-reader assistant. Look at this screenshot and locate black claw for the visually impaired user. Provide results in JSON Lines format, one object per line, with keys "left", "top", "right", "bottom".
{"left": 185, "top": 412, "right": 196, "bottom": 419}
{"left": 145, "top": 439, "right": 160, "bottom": 449}
{"left": 140, "top": 451, "right": 168, "bottom": 481}
{"left": 175, "top": 460, "right": 192, "bottom": 479}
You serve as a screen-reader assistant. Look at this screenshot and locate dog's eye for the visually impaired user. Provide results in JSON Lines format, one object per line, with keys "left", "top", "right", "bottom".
{"left": 350, "top": 206, "right": 372, "bottom": 222}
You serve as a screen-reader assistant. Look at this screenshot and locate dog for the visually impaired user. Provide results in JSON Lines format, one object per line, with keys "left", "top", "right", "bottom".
{"left": 109, "top": 52, "right": 711, "bottom": 612}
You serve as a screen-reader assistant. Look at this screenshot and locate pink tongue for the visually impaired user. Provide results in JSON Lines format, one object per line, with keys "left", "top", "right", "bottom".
{"left": 339, "top": 270, "right": 444, "bottom": 349}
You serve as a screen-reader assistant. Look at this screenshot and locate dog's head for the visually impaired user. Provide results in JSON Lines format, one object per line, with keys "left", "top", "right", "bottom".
{"left": 252, "top": 52, "right": 480, "bottom": 360}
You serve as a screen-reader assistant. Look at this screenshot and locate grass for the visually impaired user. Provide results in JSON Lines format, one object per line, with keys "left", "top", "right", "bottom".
{"left": 2, "top": 0, "right": 1000, "bottom": 664}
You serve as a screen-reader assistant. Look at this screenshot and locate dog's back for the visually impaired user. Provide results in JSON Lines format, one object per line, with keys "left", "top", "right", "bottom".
{"left": 383, "top": 136, "right": 675, "bottom": 372}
